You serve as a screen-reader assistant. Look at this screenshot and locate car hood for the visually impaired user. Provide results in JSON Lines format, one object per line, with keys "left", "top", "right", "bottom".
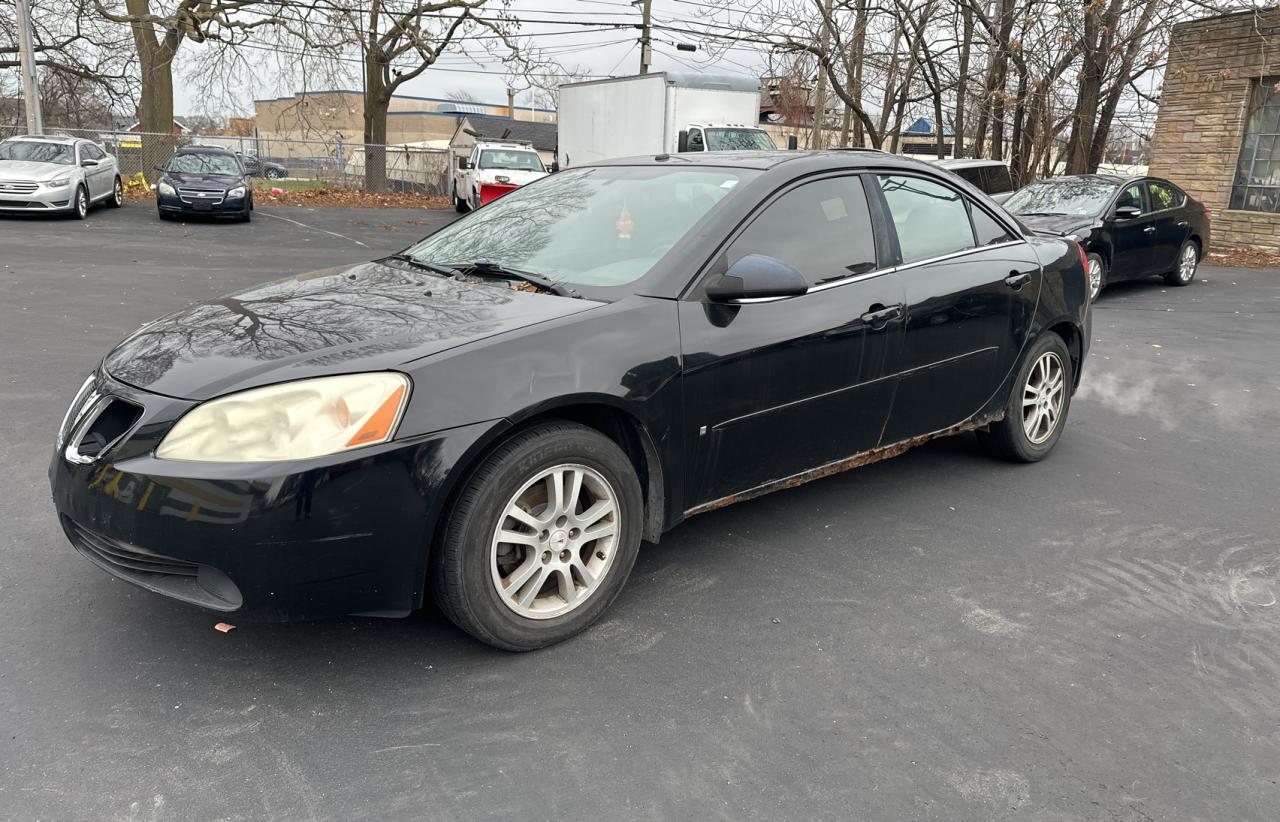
{"left": 1013, "top": 213, "right": 1096, "bottom": 236}
{"left": 0, "top": 160, "right": 71, "bottom": 182}
{"left": 165, "top": 171, "right": 242, "bottom": 187}
{"left": 104, "top": 261, "right": 603, "bottom": 401}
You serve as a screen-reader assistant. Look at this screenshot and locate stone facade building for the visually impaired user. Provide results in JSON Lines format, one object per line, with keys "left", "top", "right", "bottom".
{"left": 1150, "top": 8, "right": 1280, "bottom": 251}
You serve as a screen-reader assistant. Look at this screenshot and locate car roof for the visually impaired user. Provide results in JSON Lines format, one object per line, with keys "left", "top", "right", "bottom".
{"left": 2, "top": 134, "right": 78, "bottom": 145}
{"left": 174, "top": 145, "right": 236, "bottom": 155}
{"left": 935, "top": 158, "right": 1007, "bottom": 169}
{"left": 586, "top": 148, "right": 911, "bottom": 171}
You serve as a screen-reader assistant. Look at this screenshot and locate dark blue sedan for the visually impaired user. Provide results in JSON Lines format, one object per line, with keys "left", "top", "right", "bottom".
{"left": 155, "top": 146, "right": 253, "bottom": 222}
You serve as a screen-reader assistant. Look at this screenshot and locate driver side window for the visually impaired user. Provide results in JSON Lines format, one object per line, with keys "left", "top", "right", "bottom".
{"left": 1115, "top": 183, "right": 1148, "bottom": 215}
{"left": 686, "top": 129, "right": 705, "bottom": 152}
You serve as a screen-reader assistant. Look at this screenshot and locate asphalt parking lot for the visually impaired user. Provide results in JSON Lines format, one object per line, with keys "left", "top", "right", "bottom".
{"left": 2, "top": 202, "right": 1278, "bottom": 821}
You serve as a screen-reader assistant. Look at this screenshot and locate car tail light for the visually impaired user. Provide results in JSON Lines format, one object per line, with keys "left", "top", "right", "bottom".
{"left": 1077, "top": 242, "right": 1088, "bottom": 287}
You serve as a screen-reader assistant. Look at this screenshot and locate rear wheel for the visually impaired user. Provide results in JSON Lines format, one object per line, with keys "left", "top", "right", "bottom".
{"left": 265, "top": 168, "right": 284, "bottom": 180}
{"left": 433, "top": 421, "right": 643, "bottom": 651}
{"left": 977, "top": 332, "right": 1074, "bottom": 462}
{"left": 106, "top": 177, "right": 123, "bottom": 208}
{"left": 1164, "top": 240, "right": 1198, "bottom": 286}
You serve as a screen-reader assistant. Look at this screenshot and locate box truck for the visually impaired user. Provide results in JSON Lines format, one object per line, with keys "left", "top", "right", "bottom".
{"left": 556, "top": 72, "right": 776, "bottom": 168}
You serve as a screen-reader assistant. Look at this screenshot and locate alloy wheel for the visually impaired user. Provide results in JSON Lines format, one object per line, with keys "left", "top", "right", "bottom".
{"left": 1022, "top": 351, "right": 1066, "bottom": 445}
{"left": 490, "top": 463, "right": 620, "bottom": 620}
{"left": 1088, "top": 258, "right": 1103, "bottom": 300}
{"left": 76, "top": 188, "right": 87, "bottom": 218}
{"left": 112, "top": 179, "right": 123, "bottom": 206}
{"left": 1178, "top": 244, "right": 1197, "bottom": 282}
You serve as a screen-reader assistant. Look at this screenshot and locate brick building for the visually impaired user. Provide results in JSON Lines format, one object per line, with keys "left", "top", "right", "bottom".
{"left": 1150, "top": 7, "right": 1280, "bottom": 251}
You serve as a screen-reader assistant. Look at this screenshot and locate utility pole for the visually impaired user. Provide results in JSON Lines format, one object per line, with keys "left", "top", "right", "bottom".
{"left": 809, "top": 0, "right": 834, "bottom": 149}
{"left": 638, "top": 0, "right": 653, "bottom": 75}
{"left": 14, "top": 0, "right": 44, "bottom": 134}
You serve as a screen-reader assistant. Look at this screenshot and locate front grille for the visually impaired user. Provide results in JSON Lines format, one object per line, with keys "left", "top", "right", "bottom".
{"left": 177, "top": 188, "right": 225, "bottom": 205}
{"left": 0, "top": 181, "right": 39, "bottom": 194}
{"left": 63, "top": 396, "right": 141, "bottom": 463}
{"left": 62, "top": 516, "right": 243, "bottom": 611}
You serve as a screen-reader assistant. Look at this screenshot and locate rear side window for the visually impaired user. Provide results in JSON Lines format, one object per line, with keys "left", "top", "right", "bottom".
{"left": 1147, "top": 181, "right": 1183, "bottom": 211}
{"left": 877, "top": 175, "right": 976, "bottom": 263}
{"left": 955, "top": 167, "right": 984, "bottom": 187}
{"left": 727, "top": 176, "right": 877, "bottom": 287}
{"left": 982, "top": 165, "right": 1013, "bottom": 194}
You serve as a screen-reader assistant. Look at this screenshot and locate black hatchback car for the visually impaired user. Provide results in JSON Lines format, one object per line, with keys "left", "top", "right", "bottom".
{"left": 155, "top": 146, "right": 254, "bottom": 222}
{"left": 1003, "top": 175, "right": 1210, "bottom": 301}
{"left": 51, "top": 150, "right": 1089, "bottom": 650}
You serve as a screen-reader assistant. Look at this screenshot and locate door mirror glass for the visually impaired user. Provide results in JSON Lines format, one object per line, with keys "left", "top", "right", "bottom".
{"left": 458, "top": 158, "right": 471, "bottom": 170}
{"left": 1114, "top": 205, "right": 1142, "bottom": 220}
{"left": 705, "top": 254, "right": 809, "bottom": 302}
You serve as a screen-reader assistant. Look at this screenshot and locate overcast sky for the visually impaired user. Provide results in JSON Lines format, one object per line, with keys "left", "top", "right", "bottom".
{"left": 174, "top": 0, "right": 768, "bottom": 115}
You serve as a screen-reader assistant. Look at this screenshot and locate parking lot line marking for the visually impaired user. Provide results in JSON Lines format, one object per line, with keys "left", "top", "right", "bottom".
{"left": 258, "top": 211, "right": 368, "bottom": 247}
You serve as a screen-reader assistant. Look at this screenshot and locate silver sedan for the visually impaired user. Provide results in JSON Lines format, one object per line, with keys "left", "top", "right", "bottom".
{"left": 0, "top": 135, "right": 123, "bottom": 218}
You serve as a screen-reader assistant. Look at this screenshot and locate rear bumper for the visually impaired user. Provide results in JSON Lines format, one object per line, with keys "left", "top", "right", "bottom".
{"left": 48, "top": 370, "right": 495, "bottom": 621}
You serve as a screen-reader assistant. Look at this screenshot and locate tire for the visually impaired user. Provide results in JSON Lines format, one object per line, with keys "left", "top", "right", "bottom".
{"left": 977, "top": 332, "right": 1074, "bottom": 463}
{"left": 265, "top": 168, "right": 284, "bottom": 180}
{"left": 453, "top": 186, "right": 470, "bottom": 213}
{"left": 239, "top": 208, "right": 252, "bottom": 223}
{"left": 433, "top": 421, "right": 644, "bottom": 651}
{"left": 106, "top": 177, "right": 123, "bottom": 208}
{"left": 70, "top": 185, "right": 88, "bottom": 220}
{"left": 1164, "top": 240, "right": 1199, "bottom": 286}
{"left": 1086, "top": 252, "right": 1106, "bottom": 302}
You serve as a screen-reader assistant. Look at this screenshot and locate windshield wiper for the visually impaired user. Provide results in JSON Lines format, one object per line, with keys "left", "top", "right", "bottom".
{"left": 1017, "top": 211, "right": 1066, "bottom": 217}
{"left": 448, "top": 260, "right": 574, "bottom": 297}
{"left": 382, "top": 253, "right": 462, "bottom": 279}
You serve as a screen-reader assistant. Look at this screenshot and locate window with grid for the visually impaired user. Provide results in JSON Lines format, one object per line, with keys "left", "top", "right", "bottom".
{"left": 1230, "top": 76, "right": 1280, "bottom": 213}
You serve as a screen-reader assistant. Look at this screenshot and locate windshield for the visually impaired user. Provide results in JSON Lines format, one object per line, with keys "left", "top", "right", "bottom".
{"left": 405, "top": 165, "right": 757, "bottom": 292}
{"left": 0, "top": 141, "right": 74, "bottom": 165}
{"left": 1004, "top": 178, "right": 1118, "bottom": 216}
{"left": 478, "top": 150, "right": 545, "bottom": 172}
{"left": 705, "top": 128, "right": 777, "bottom": 151}
{"left": 166, "top": 153, "right": 243, "bottom": 175}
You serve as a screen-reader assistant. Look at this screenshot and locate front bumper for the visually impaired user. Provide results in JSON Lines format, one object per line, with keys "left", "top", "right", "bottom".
{"left": 49, "top": 370, "right": 492, "bottom": 621}
{"left": 0, "top": 184, "right": 73, "bottom": 211}
{"left": 156, "top": 188, "right": 247, "bottom": 217}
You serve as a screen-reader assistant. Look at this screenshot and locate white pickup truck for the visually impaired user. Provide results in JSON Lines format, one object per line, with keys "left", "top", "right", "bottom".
{"left": 452, "top": 140, "right": 548, "bottom": 212}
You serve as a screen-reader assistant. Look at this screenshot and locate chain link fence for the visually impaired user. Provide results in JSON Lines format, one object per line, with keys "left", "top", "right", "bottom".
{"left": 0, "top": 125, "right": 451, "bottom": 196}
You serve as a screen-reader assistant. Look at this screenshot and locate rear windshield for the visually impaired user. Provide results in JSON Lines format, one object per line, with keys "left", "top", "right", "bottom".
{"left": 478, "top": 150, "right": 545, "bottom": 172}
{"left": 0, "top": 141, "right": 74, "bottom": 165}
{"left": 705, "top": 128, "right": 777, "bottom": 151}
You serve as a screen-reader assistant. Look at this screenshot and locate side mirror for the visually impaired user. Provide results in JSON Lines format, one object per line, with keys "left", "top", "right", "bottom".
{"left": 787, "top": 135, "right": 799, "bottom": 150}
{"left": 81, "top": 159, "right": 99, "bottom": 167}
{"left": 1114, "top": 205, "right": 1141, "bottom": 220}
{"left": 458, "top": 158, "right": 471, "bottom": 170}
{"left": 677, "top": 130, "right": 690, "bottom": 153}
{"left": 154, "top": 165, "right": 166, "bottom": 173}
{"left": 705, "top": 254, "right": 809, "bottom": 302}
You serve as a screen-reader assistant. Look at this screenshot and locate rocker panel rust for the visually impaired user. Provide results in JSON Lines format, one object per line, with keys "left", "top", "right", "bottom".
{"left": 683, "top": 411, "right": 1006, "bottom": 518}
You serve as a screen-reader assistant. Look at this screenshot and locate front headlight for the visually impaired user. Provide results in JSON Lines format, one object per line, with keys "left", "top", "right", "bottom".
{"left": 156, "top": 373, "right": 410, "bottom": 462}
{"left": 46, "top": 176, "right": 71, "bottom": 188}
{"left": 157, "top": 180, "right": 176, "bottom": 196}
{"left": 227, "top": 185, "right": 246, "bottom": 198}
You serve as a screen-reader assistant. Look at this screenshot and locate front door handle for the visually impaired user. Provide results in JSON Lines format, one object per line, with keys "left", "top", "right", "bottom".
{"left": 1143, "top": 225, "right": 1157, "bottom": 233}
{"left": 860, "top": 303, "right": 904, "bottom": 328}
{"left": 1004, "top": 270, "right": 1034, "bottom": 289}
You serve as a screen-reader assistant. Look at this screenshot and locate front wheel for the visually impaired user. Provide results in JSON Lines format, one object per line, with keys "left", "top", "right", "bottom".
{"left": 1086, "top": 252, "right": 1106, "bottom": 302}
{"left": 1164, "top": 240, "right": 1199, "bottom": 286}
{"left": 106, "top": 177, "right": 124, "bottom": 208}
{"left": 977, "top": 333, "right": 1074, "bottom": 462}
{"left": 265, "top": 168, "right": 284, "bottom": 180}
{"left": 433, "top": 421, "right": 643, "bottom": 651}
{"left": 453, "top": 185, "right": 470, "bottom": 213}
{"left": 71, "top": 185, "right": 88, "bottom": 219}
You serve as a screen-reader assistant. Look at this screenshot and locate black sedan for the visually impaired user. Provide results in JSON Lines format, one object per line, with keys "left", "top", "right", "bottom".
{"left": 155, "top": 146, "right": 254, "bottom": 222}
{"left": 50, "top": 150, "right": 1089, "bottom": 650}
{"left": 1003, "top": 174, "right": 1211, "bottom": 301}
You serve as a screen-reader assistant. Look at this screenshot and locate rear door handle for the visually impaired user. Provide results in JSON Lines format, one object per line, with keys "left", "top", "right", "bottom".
{"left": 860, "top": 303, "right": 903, "bottom": 328}
{"left": 1004, "top": 270, "right": 1034, "bottom": 289}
